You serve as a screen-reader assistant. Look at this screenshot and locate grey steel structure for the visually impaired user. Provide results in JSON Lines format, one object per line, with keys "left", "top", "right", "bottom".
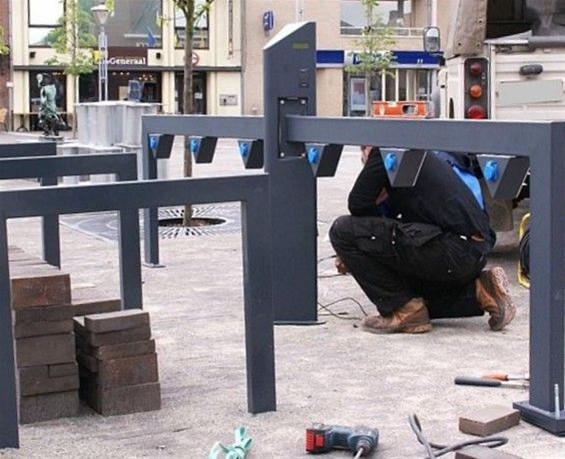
{"left": 141, "top": 22, "right": 564, "bottom": 435}
{"left": 0, "top": 175, "right": 274, "bottom": 449}
{"left": 0, "top": 153, "right": 142, "bottom": 311}
{"left": 141, "top": 24, "right": 319, "bottom": 325}
{"left": 0, "top": 22, "right": 563, "bottom": 450}
{"left": 0, "top": 143, "right": 59, "bottom": 267}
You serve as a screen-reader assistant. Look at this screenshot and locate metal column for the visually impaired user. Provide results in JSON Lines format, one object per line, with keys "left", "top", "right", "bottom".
{"left": 263, "top": 22, "right": 318, "bottom": 324}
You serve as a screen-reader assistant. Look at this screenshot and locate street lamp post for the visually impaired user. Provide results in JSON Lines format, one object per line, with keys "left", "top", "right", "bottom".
{"left": 91, "top": 5, "right": 110, "bottom": 101}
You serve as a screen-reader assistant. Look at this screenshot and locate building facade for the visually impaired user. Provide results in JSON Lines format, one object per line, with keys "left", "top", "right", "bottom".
{"left": 10, "top": 0, "right": 242, "bottom": 130}
{"left": 5, "top": 0, "right": 452, "bottom": 130}
{"left": 243, "top": 0, "right": 451, "bottom": 116}
{"left": 0, "top": 0, "right": 10, "bottom": 124}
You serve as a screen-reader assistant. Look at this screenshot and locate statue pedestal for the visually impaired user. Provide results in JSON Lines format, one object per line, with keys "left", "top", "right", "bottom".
{"left": 43, "top": 135, "right": 64, "bottom": 143}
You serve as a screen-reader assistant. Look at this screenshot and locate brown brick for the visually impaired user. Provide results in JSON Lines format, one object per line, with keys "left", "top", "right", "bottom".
{"left": 459, "top": 405, "right": 521, "bottom": 437}
{"left": 74, "top": 317, "right": 151, "bottom": 347}
{"left": 81, "top": 381, "right": 161, "bottom": 416}
{"left": 81, "top": 353, "right": 159, "bottom": 389}
{"left": 14, "top": 319, "right": 73, "bottom": 338}
{"left": 80, "top": 339, "right": 156, "bottom": 361}
{"left": 19, "top": 366, "right": 79, "bottom": 396}
{"left": 72, "top": 287, "right": 121, "bottom": 317}
{"left": 15, "top": 303, "right": 74, "bottom": 323}
{"left": 16, "top": 334, "right": 76, "bottom": 368}
{"left": 49, "top": 362, "right": 78, "bottom": 378}
{"left": 76, "top": 351, "right": 99, "bottom": 373}
{"left": 84, "top": 309, "right": 149, "bottom": 333}
{"left": 11, "top": 267, "right": 71, "bottom": 310}
{"left": 20, "top": 390, "right": 79, "bottom": 424}
{"left": 455, "top": 446, "right": 523, "bottom": 459}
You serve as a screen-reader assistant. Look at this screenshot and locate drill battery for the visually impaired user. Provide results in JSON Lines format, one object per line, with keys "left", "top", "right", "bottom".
{"left": 305, "top": 423, "right": 379, "bottom": 456}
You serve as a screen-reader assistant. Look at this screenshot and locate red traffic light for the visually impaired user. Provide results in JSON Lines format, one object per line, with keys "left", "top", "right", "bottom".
{"left": 469, "top": 61, "right": 484, "bottom": 77}
{"left": 467, "top": 105, "right": 487, "bottom": 119}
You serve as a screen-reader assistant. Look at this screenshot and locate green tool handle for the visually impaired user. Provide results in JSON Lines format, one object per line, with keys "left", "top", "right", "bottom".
{"left": 455, "top": 376, "right": 502, "bottom": 387}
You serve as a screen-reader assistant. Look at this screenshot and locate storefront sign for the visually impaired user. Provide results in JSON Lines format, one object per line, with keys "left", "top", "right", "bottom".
{"left": 107, "top": 47, "right": 148, "bottom": 67}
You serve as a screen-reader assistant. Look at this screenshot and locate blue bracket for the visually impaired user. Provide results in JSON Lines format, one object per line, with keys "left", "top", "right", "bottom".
{"left": 380, "top": 148, "right": 427, "bottom": 187}
{"left": 477, "top": 155, "right": 530, "bottom": 200}
{"left": 189, "top": 136, "right": 218, "bottom": 164}
{"left": 149, "top": 134, "right": 174, "bottom": 159}
{"left": 305, "top": 143, "right": 343, "bottom": 177}
{"left": 238, "top": 139, "right": 264, "bottom": 169}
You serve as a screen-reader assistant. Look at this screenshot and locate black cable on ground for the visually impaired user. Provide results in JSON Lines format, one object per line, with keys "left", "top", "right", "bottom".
{"left": 408, "top": 414, "right": 508, "bottom": 458}
{"left": 317, "top": 297, "right": 369, "bottom": 320}
{"left": 519, "top": 227, "right": 530, "bottom": 280}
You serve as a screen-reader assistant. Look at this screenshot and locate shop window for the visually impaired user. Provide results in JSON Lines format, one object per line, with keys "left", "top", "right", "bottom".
{"left": 105, "top": 0, "right": 162, "bottom": 48}
{"left": 28, "top": 0, "right": 64, "bottom": 47}
{"left": 175, "top": 0, "right": 210, "bottom": 49}
{"left": 28, "top": 70, "right": 67, "bottom": 130}
{"left": 340, "top": 0, "right": 415, "bottom": 36}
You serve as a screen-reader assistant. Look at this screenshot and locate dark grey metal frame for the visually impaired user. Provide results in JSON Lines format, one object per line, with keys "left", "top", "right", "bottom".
{"left": 0, "top": 174, "right": 275, "bottom": 448}
{"left": 0, "top": 153, "right": 142, "bottom": 312}
{"left": 141, "top": 22, "right": 564, "bottom": 435}
{"left": 0, "top": 143, "right": 58, "bottom": 266}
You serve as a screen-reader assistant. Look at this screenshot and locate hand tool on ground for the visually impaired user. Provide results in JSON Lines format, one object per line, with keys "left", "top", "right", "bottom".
{"left": 305, "top": 423, "right": 378, "bottom": 457}
{"left": 208, "top": 427, "right": 252, "bottom": 459}
{"left": 481, "top": 372, "right": 529, "bottom": 382}
{"left": 454, "top": 376, "right": 529, "bottom": 389}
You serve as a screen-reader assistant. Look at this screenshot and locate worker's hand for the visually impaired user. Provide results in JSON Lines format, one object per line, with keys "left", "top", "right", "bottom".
{"left": 361, "top": 146, "right": 372, "bottom": 165}
{"left": 335, "top": 256, "right": 348, "bottom": 275}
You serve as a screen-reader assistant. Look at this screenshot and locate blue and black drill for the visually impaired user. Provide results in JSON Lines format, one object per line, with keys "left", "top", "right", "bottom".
{"left": 305, "top": 423, "right": 379, "bottom": 458}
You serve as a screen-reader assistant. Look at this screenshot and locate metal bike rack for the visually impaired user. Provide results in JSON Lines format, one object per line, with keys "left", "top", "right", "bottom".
{"left": 143, "top": 22, "right": 564, "bottom": 434}
{"left": 0, "top": 142, "right": 59, "bottom": 266}
{"left": 0, "top": 153, "right": 142, "bottom": 310}
{"left": 0, "top": 174, "right": 274, "bottom": 448}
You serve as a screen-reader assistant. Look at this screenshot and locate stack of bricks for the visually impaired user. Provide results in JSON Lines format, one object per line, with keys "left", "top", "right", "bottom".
{"left": 74, "top": 309, "right": 161, "bottom": 415}
{"left": 9, "top": 247, "right": 79, "bottom": 424}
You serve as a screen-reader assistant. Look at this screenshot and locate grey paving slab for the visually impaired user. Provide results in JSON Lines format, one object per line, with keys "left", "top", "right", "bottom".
{"left": 0, "top": 137, "right": 563, "bottom": 458}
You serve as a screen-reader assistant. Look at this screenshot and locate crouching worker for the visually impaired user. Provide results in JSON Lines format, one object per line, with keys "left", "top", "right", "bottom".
{"left": 330, "top": 146, "right": 515, "bottom": 334}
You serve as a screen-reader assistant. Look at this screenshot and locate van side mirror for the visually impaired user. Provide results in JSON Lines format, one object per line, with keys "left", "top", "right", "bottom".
{"left": 423, "top": 26, "right": 441, "bottom": 54}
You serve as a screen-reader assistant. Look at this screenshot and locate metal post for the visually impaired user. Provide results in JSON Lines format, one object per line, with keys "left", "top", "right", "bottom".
{"left": 40, "top": 176, "right": 61, "bottom": 267}
{"left": 0, "top": 213, "right": 19, "bottom": 448}
{"left": 102, "top": 25, "right": 108, "bottom": 101}
{"left": 263, "top": 22, "right": 318, "bottom": 323}
{"left": 514, "top": 122, "right": 565, "bottom": 433}
{"left": 241, "top": 193, "right": 276, "bottom": 413}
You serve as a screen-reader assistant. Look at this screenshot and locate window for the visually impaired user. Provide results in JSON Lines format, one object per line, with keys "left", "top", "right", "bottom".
{"left": 341, "top": 0, "right": 414, "bottom": 36}
{"left": 105, "top": 0, "right": 162, "bottom": 48}
{"left": 28, "top": 0, "right": 64, "bottom": 47}
{"left": 175, "top": 0, "right": 210, "bottom": 49}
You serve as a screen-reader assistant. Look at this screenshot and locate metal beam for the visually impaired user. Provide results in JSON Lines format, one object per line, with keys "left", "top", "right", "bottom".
{"left": 142, "top": 115, "right": 264, "bottom": 140}
{"left": 286, "top": 116, "right": 550, "bottom": 156}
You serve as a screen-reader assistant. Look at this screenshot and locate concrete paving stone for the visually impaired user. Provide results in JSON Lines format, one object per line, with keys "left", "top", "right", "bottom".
{"left": 19, "top": 391, "right": 79, "bottom": 425}
{"left": 79, "top": 353, "right": 159, "bottom": 389}
{"left": 10, "top": 269, "right": 71, "bottom": 310}
{"left": 459, "top": 405, "right": 521, "bottom": 437}
{"left": 15, "top": 303, "right": 75, "bottom": 323}
{"left": 84, "top": 309, "right": 149, "bottom": 333}
{"left": 74, "top": 317, "right": 151, "bottom": 347}
{"left": 14, "top": 319, "right": 73, "bottom": 339}
{"left": 455, "top": 445, "right": 523, "bottom": 459}
{"left": 71, "top": 286, "right": 121, "bottom": 316}
{"left": 16, "top": 333, "right": 76, "bottom": 368}
{"left": 19, "top": 366, "right": 79, "bottom": 397}
{"left": 48, "top": 362, "right": 79, "bottom": 378}
{"left": 80, "top": 380, "right": 161, "bottom": 416}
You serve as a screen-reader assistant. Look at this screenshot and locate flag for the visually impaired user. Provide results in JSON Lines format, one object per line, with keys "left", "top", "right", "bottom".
{"left": 146, "top": 28, "right": 156, "bottom": 47}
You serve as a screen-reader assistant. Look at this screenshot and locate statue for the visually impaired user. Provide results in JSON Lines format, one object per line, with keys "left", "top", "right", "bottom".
{"left": 37, "top": 73, "right": 63, "bottom": 137}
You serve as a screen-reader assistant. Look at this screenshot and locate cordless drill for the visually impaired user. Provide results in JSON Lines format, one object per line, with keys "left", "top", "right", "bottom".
{"left": 305, "top": 423, "right": 379, "bottom": 457}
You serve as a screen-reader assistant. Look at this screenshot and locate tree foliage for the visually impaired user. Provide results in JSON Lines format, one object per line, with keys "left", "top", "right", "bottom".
{"left": 345, "top": 0, "right": 396, "bottom": 116}
{"left": 45, "top": 0, "right": 97, "bottom": 77}
{"left": 0, "top": 27, "right": 9, "bottom": 56}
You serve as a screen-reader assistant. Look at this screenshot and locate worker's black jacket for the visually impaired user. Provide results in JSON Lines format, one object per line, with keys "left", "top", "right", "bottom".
{"left": 348, "top": 148, "right": 495, "bottom": 247}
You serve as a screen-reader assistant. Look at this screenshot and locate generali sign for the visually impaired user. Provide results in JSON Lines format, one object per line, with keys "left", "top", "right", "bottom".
{"left": 107, "top": 47, "right": 148, "bottom": 67}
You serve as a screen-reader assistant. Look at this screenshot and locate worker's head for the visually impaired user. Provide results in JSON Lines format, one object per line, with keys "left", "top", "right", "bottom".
{"left": 360, "top": 145, "right": 372, "bottom": 164}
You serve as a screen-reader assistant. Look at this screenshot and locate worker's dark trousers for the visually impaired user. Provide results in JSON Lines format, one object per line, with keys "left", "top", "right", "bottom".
{"left": 329, "top": 215, "right": 487, "bottom": 319}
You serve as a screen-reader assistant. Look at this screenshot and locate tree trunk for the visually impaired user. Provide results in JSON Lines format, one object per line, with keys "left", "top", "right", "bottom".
{"left": 73, "top": 74, "right": 79, "bottom": 137}
{"left": 365, "top": 74, "right": 372, "bottom": 117}
{"left": 182, "top": 4, "right": 195, "bottom": 226}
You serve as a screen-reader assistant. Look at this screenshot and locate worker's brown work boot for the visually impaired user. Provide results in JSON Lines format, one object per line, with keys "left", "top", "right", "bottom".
{"left": 476, "top": 266, "right": 516, "bottom": 331}
{"left": 362, "top": 298, "right": 432, "bottom": 334}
